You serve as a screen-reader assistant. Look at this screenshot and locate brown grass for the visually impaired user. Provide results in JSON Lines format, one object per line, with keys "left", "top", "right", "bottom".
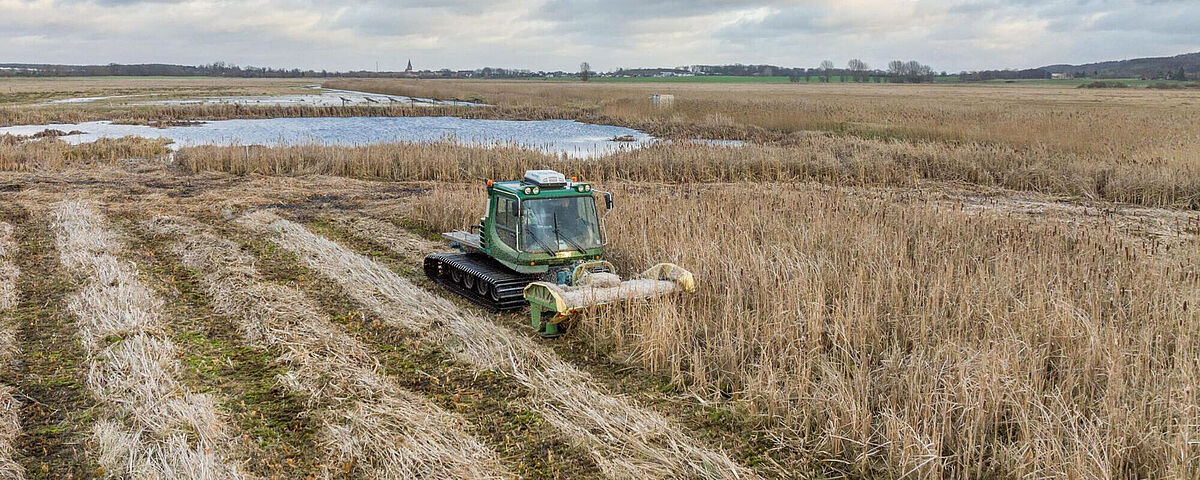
{"left": 396, "top": 181, "right": 1200, "bottom": 479}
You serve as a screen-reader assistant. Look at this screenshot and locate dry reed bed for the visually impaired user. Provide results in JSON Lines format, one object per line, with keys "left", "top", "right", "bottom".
{"left": 0, "top": 136, "right": 170, "bottom": 172}
{"left": 0, "top": 222, "right": 23, "bottom": 480}
{"left": 400, "top": 182, "right": 1200, "bottom": 479}
{"left": 237, "top": 210, "right": 754, "bottom": 480}
{"left": 142, "top": 215, "right": 505, "bottom": 479}
{"left": 178, "top": 139, "right": 1200, "bottom": 209}
{"left": 326, "top": 79, "right": 1200, "bottom": 157}
{"left": 51, "top": 201, "right": 249, "bottom": 479}
{"left": 0, "top": 103, "right": 481, "bottom": 129}
{"left": 0, "top": 76, "right": 313, "bottom": 105}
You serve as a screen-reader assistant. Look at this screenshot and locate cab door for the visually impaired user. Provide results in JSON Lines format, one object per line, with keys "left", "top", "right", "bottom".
{"left": 492, "top": 194, "right": 520, "bottom": 253}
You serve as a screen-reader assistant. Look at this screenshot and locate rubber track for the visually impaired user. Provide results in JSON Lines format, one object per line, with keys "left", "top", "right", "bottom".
{"left": 424, "top": 252, "right": 540, "bottom": 311}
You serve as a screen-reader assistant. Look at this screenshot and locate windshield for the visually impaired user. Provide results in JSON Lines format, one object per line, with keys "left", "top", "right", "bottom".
{"left": 520, "top": 196, "right": 603, "bottom": 253}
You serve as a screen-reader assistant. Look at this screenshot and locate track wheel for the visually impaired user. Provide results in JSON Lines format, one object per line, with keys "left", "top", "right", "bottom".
{"left": 451, "top": 269, "right": 463, "bottom": 283}
{"left": 463, "top": 275, "right": 476, "bottom": 290}
{"left": 476, "top": 279, "right": 490, "bottom": 297}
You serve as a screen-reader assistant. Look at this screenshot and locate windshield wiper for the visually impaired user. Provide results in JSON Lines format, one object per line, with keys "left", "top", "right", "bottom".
{"left": 553, "top": 212, "right": 588, "bottom": 254}
{"left": 525, "top": 226, "right": 558, "bottom": 254}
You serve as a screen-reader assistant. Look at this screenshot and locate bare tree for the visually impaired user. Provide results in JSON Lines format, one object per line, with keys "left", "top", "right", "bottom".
{"left": 887, "top": 60, "right": 905, "bottom": 82}
{"left": 819, "top": 60, "right": 835, "bottom": 82}
{"left": 579, "top": 62, "right": 591, "bottom": 82}
{"left": 906, "top": 60, "right": 933, "bottom": 82}
{"left": 886, "top": 60, "right": 934, "bottom": 83}
{"left": 847, "top": 59, "right": 868, "bottom": 82}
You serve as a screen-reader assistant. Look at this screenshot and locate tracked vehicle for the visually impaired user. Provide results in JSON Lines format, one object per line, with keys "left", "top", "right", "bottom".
{"left": 424, "top": 170, "right": 695, "bottom": 336}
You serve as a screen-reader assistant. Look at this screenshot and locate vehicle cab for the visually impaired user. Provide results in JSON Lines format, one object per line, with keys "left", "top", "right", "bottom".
{"left": 480, "top": 170, "right": 610, "bottom": 274}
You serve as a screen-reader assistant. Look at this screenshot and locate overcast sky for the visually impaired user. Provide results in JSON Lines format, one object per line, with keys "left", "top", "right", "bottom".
{"left": 2, "top": 0, "right": 1197, "bottom": 73}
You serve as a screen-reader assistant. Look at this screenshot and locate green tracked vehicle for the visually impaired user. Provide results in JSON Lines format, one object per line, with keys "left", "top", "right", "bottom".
{"left": 423, "top": 170, "right": 695, "bottom": 337}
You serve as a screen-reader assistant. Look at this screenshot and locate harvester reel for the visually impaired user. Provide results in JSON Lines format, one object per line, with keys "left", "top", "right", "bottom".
{"left": 524, "top": 262, "right": 697, "bottom": 338}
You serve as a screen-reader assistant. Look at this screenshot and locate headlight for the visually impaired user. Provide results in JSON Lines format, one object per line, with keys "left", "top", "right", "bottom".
{"left": 523, "top": 187, "right": 532, "bottom": 194}
{"left": 585, "top": 185, "right": 592, "bottom": 192}
{"left": 532, "top": 186, "right": 540, "bottom": 194}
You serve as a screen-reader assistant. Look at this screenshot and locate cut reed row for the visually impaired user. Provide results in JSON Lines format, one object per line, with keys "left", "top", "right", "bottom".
{"left": 0, "top": 222, "right": 23, "bottom": 480}
{"left": 50, "top": 201, "right": 249, "bottom": 479}
{"left": 398, "top": 182, "right": 1200, "bottom": 479}
{"left": 324, "top": 215, "right": 438, "bottom": 263}
{"left": 236, "top": 210, "right": 756, "bottom": 480}
{"left": 141, "top": 215, "right": 506, "bottom": 479}
{"left": 177, "top": 139, "right": 1200, "bottom": 209}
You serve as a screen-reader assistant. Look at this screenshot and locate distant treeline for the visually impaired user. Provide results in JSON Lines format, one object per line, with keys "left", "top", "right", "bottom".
{"left": 0, "top": 62, "right": 589, "bottom": 79}
{"left": 957, "top": 69, "right": 1051, "bottom": 81}
{"left": 680, "top": 61, "right": 940, "bottom": 83}
{"left": 4, "top": 54, "right": 1194, "bottom": 82}
{"left": 0, "top": 62, "right": 393, "bottom": 78}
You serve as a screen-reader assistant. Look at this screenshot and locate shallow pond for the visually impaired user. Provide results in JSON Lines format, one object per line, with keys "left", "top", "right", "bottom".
{"left": 0, "top": 116, "right": 662, "bottom": 158}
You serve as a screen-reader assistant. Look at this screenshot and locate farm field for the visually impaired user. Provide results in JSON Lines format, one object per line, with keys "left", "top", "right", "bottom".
{"left": 534, "top": 75, "right": 1194, "bottom": 87}
{"left": 0, "top": 76, "right": 1198, "bottom": 479}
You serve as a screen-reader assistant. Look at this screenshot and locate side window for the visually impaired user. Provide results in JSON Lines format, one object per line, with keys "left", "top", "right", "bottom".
{"left": 495, "top": 196, "right": 518, "bottom": 249}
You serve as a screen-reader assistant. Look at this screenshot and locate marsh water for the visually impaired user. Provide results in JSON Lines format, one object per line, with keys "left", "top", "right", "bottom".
{"left": 0, "top": 116, "right": 661, "bottom": 158}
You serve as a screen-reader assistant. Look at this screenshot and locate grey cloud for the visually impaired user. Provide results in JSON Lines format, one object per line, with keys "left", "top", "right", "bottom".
{"left": 0, "top": 0, "right": 1196, "bottom": 72}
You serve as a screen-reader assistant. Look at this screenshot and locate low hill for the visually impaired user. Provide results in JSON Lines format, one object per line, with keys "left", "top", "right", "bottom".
{"left": 1041, "top": 52, "right": 1199, "bottom": 78}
